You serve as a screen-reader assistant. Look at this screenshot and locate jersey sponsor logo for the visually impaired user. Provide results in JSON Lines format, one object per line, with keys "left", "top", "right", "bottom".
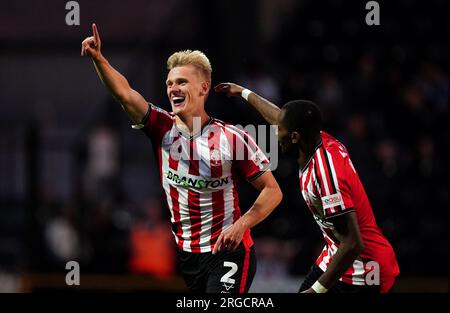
{"left": 321, "top": 193, "right": 344, "bottom": 209}
{"left": 166, "top": 170, "right": 229, "bottom": 189}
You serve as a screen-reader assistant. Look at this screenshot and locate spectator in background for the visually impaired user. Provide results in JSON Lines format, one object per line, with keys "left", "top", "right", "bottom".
{"left": 83, "top": 126, "right": 120, "bottom": 202}
{"left": 129, "top": 199, "right": 176, "bottom": 279}
{"left": 44, "top": 203, "right": 80, "bottom": 267}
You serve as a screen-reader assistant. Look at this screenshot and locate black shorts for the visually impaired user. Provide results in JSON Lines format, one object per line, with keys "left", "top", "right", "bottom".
{"left": 299, "top": 264, "right": 381, "bottom": 293}
{"left": 177, "top": 242, "right": 256, "bottom": 293}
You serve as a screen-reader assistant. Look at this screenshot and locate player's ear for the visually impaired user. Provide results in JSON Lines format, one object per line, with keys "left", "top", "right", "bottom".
{"left": 200, "top": 81, "right": 210, "bottom": 96}
{"left": 291, "top": 131, "right": 300, "bottom": 144}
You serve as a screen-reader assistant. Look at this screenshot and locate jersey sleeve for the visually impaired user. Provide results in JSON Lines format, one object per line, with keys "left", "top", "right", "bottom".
{"left": 132, "top": 103, "right": 174, "bottom": 143}
{"left": 316, "top": 146, "right": 355, "bottom": 219}
{"left": 229, "top": 126, "right": 271, "bottom": 182}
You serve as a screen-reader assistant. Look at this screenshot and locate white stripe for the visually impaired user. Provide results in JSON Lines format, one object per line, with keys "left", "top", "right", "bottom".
{"left": 311, "top": 162, "right": 323, "bottom": 198}
{"left": 219, "top": 126, "right": 238, "bottom": 232}
{"left": 219, "top": 126, "right": 232, "bottom": 175}
{"left": 316, "top": 149, "right": 333, "bottom": 214}
{"left": 198, "top": 131, "right": 212, "bottom": 178}
{"left": 176, "top": 139, "right": 192, "bottom": 252}
{"left": 318, "top": 246, "right": 330, "bottom": 272}
{"left": 198, "top": 212, "right": 213, "bottom": 252}
{"left": 222, "top": 182, "right": 235, "bottom": 232}
{"left": 197, "top": 133, "right": 213, "bottom": 252}
{"left": 316, "top": 149, "right": 330, "bottom": 195}
{"left": 326, "top": 150, "right": 346, "bottom": 212}
{"left": 301, "top": 166, "right": 307, "bottom": 191}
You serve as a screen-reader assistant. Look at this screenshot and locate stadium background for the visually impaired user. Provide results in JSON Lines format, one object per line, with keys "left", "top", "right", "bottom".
{"left": 0, "top": 0, "right": 448, "bottom": 292}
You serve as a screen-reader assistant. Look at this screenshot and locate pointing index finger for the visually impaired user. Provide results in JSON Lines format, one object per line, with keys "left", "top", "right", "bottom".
{"left": 92, "top": 23, "right": 100, "bottom": 42}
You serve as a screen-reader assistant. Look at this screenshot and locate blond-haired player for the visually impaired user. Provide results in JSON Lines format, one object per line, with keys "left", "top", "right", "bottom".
{"left": 81, "top": 24, "right": 282, "bottom": 293}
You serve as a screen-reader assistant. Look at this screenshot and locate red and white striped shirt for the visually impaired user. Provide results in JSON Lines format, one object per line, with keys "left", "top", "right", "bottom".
{"left": 134, "top": 103, "right": 270, "bottom": 253}
{"left": 299, "top": 131, "right": 399, "bottom": 291}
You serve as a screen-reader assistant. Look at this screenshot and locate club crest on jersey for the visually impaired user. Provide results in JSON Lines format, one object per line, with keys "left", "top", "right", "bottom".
{"left": 210, "top": 148, "right": 222, "bottom": 166}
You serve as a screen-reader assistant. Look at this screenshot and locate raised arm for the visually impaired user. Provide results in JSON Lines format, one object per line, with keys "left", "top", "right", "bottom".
{"left": 214, "top": 82, "right": 281, "bottom": 125}
{"left": 81, "top": 23, "right": 148, "bottom": 124}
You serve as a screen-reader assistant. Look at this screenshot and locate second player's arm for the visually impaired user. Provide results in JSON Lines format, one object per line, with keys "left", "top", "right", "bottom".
{"left": 214, "top": 83, "right": 281, "bottom": 125}
{"left": 305, "top": 211, "right": 364, "bottom": 293}
{"left": 212, "top": 171, "right": 282, "bottom": 254}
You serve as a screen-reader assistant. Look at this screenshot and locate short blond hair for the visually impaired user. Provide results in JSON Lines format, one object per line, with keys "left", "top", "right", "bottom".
{"left": 167, "top": 50, "right": 212, "bottom": 82}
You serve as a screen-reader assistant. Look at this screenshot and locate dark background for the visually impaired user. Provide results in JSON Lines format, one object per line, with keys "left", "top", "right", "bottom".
{"left": 0, "top": 0, "right": 448, "bottom": 292}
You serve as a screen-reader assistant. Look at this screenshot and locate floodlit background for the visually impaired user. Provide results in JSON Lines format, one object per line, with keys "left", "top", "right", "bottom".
{"left": 0, "top": 0, "right": 448, "bottom": 292}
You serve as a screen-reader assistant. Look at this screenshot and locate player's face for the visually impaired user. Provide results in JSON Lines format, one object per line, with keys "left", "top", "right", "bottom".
{"left": 166, "top": 65, "right": 209, "bottom": 117}
{"left": 277, "top": 110, "right": 299, "bottom": 158}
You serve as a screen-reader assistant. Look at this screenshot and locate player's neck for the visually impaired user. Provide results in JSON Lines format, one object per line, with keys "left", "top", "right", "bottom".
{"left": 176, "top": 111, "right": 211, "bottom": 134}
{"left": 298, "top": 135, "right": 322, "bottom": 168}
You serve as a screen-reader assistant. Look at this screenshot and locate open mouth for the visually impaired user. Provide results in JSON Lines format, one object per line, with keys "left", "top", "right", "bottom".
{"left": 172, "top": 96, "right": 186, "bottom": 107}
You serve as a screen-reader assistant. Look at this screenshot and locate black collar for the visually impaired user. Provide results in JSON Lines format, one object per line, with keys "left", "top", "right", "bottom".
{"left": 176, "top": 117, "right": 214, "bottom": 140}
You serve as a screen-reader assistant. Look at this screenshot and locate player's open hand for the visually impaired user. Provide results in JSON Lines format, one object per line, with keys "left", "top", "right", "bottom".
{"left": 81, "top": 23, "right": 102, "bottom": 59}
{"left": 214, "top": 83, "right": 244, "bottom": 98}
{"left": 212, "top": 221, "right": 247, "bottom": 254}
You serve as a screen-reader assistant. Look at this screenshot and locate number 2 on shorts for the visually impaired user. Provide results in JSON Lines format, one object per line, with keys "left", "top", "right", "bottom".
{"left": 220, "top": 261, "right": 238, "bottom": 284}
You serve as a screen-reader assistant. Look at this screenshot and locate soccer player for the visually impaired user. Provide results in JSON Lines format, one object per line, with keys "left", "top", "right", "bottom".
{"left": 215, "top": 82, "right": 400, "bottom": 293}
{"left": 81, "top": 24, "right": 282, "bottom": 293}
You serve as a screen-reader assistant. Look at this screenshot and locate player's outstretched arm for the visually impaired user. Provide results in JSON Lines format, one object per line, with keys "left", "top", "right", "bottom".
{"left": 214, "top": 82, "right": 281, "bottom": 125}
{"left": 81, "top": 23, "right": 148, "bottom": 124}
{"left": 212, "top": 171, "right": 282, "bottom": 254}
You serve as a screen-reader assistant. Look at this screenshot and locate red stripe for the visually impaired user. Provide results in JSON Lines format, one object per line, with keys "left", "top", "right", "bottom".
{"left": 169, "top": 136, "right": 180, "bottom": 170}
{"left": 188, "top": 139, "right": 199, "bottom": 176}
{"left": 218, "top": 122, "right": 254, "bottom": 248}
{"left": 310, "top": 161, "right": 319, "bottom": 196}
{"left": 188, "top": 140, "right": 201, "bottom": 252}
{"left": 314, "top": 154, "right": 327, "bottom": 197}
{"left": 209, "top": 126, "right": 225, "bottom": 249}
{"left": 208, "top": 125, "right": 223, "bottom": 178}
{"left": 168, "top": 137, "right": 183, "bottom": 249}
{"left": 316, "top": 246, "right": 328, "bottom": 267}
{"left": 188, "top": 189, "right": 202, "bottom": 252}
{"left": 302, "top": 163, "right": 317, "bottom": 215}
{"left": 210, "top": 190, "right": 224, "bottom": 249}
{"left": 232, "top": 180, "right": 241, "bottom": 222}
{"left": 170, "top": 185, "right": 183, "bottom": 250}
{"left": 220, "top": 125, "right": 241, "bottom": 223}
{"left": 239, "top": 240, "right": 251, "bottom": 293}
